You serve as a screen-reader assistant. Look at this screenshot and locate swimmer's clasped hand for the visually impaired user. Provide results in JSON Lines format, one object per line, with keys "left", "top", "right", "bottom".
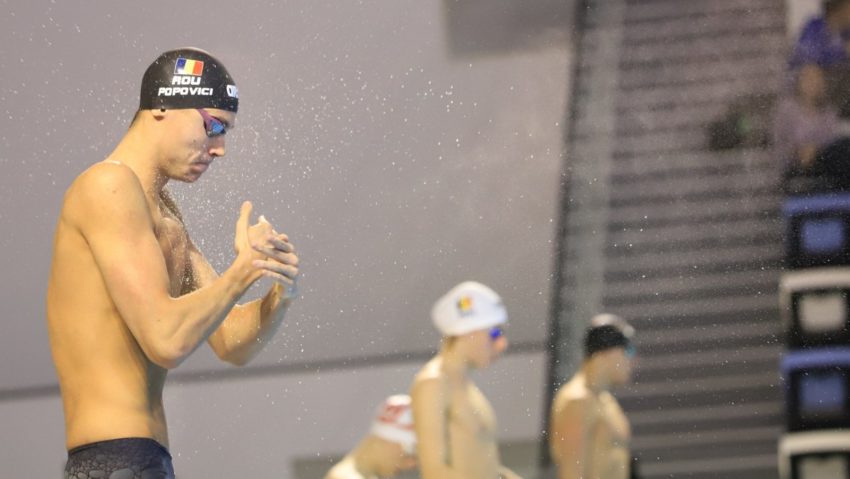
{"left": 233, "top": 201, "right": 300, "bottom": 295}
{"left": 242, "top": 206, "right": 300, "bottom": 294}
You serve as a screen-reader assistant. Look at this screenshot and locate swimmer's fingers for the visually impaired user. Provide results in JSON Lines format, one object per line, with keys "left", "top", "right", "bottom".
{"left": 252, "top": 259, "right": 299, "bottom": 282}
{"left": 252, "top": 243, "right": 299, "bottom": 266}
{"left": 253, "top": 244, "right": 298, "bottom": 266}
{"left": 261, "top": 270, "right": 296, "bottom": 286}
{"left": 268, "top": 235, "right": 295, "bottom": 254}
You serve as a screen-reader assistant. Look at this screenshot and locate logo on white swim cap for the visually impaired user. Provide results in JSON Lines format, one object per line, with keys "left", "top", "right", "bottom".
{"left": 431, "top": 281, "right": 507, "bottom": 336}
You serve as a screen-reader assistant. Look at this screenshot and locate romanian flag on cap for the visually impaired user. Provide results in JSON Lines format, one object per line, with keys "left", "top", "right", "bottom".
{"left": 174, "top": 57, "right": 204, "bottom": 76}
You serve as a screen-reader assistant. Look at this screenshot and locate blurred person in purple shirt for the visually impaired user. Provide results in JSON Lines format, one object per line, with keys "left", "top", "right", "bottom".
{"left": 789, "top": 0, "right": 850, "bottom": 72}
{"left": 774, "top": 64, "right": 840, "bottom": 176}
{"left": 787, "top": 0, "right": 850, "bottom": 117}
{"left": 773, "top": 63, "right": 850, "bottom": 191}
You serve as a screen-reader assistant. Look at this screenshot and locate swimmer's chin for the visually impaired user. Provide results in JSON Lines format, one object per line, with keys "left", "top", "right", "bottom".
{"left": 178, "top": 164, "right": 211, "bottom": 183}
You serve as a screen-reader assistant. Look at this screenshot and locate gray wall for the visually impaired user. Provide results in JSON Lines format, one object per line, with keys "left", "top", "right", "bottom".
{"left": 0, "top": 1, "right": 572, "bottom": 477}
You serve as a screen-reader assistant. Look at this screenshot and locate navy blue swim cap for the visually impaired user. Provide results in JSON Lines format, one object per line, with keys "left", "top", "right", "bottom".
{"left": 139, "top": 47, "right": 238, "bottom": 112}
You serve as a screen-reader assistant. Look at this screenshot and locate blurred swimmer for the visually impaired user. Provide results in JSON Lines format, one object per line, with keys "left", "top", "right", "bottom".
{"left": 47, "top": 47, "right": 299, "bottom": 479}
{"left": 550, "top": 314, "right": 637, "bottom": 479}
{"left": 325, "top": 395, "right": 418, "bottom": 479}
{"left": 411, "top": 282, "right": 523, "bottom": 479}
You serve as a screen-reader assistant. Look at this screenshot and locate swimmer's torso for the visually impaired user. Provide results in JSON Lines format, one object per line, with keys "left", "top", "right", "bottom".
{"left": 47, "top": 165, "right": 191, "bottom": 450}
{"left": 444, "top": 371, "right": 501, "bottom": 479}
{"left": 592, "top": 391, "right": 630, "bottom": 479}
{"left": 551, "top": 376, "right": 631, "bottom": 479}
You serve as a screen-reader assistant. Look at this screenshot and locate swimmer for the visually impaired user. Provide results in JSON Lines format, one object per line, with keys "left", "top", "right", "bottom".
{"left": 411, "top": 281, "right": 523, "bottom": 479}
{"left": 549, "top": 314, "right": 637, "bottom": 479}
{"left": 325, "top": 395, "right": 418, "bottom": 479}
{"left": 46, "top": 47, "right": 300, "bottom": 478}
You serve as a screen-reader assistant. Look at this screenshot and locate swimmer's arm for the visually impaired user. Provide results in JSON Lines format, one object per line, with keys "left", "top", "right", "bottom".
{"left": 73, "top": 163, "right": 261, "bottom": 369}
{"left": 551, "top": 398, "right": 592, "bottom": 479}
{"left": 188, "top": 243, "right": 294, "bottom": 366}
{"left": 411, "top": 376, "right": 466, "bottom": 479}
{"left": 165, "top": 188, "right": 297, "bottom": 366}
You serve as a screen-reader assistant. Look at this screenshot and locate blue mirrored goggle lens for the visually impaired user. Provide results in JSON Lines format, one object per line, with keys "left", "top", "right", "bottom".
{"left": 489, "top": 326, "right": 504, "bottom": 341}
{"left": 207, "top": 118, "right": 226, "bottom": 137}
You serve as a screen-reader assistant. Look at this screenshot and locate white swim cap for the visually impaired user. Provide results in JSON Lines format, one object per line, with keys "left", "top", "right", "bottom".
{"left": 431, "top": 281, "right": 507, "bottom": 336}
{"left": 370, "top": 394, "right": 416, "bottom": 453}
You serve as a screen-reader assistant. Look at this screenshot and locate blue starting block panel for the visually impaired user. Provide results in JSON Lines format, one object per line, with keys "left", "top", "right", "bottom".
{"left": 784, "top": 194, "right": 850, "bottom": 269}
{"left": 782, "top": 349, "right": 850, "bottom": 431}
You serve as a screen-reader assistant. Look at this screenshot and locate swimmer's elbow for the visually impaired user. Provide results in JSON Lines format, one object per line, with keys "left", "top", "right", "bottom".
{"left": 144, "top": 337, "right": 193, "bottom": 370}
{"left": 208, "top": 329, "right": 259, "bottom": 367}
{"left": 209, "top": 337, "right": 256, "bottom": 367}
{"left": 147, "top": 348, "right": 185, "bottom": 370}
{"left": 138, "top": 349, "right": 177, "bottom": 369}
{"left": 216, "top": 348, "right": 256, "bottom": 367}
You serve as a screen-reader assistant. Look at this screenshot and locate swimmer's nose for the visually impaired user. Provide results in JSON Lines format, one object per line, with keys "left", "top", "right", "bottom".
{"left": 493, "top": 335, "right": 508, "bottom": 355}
{"left": 208, "top": 135, "right": 225, "bottom": 158}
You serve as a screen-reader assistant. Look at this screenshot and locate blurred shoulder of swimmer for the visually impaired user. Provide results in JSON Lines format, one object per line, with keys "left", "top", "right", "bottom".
{"left": 325, "top": 395, "right": 418, "bottom": 479}
{"left": 550, "top": 314, "right": 636, "bottom": 479}
{"left": 410, "top": 282, "right": 523, "bottom": 479}
{"left": 46, "top": 48, "right": 299, "bottom": 476}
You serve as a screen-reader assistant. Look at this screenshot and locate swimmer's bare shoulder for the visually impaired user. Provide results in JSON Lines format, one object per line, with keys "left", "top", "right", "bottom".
{"left": 553, "top": 377, "right": 590, "bottom": 411}
{"left": 411, "top": 358, "right": 449, "bottom": 413}
{"left": 414, "top": 356, "right": 446, "bottom": 382}
{"left": 552, "top": 383, "right": 591, "bottom": 426}
{"left": 550, "top": 381, "right": 593, "bottom": 465}
{"left": 63, "top": 161, "right": 150, "bottom": 228}
{"left": 411, "top": 359, "right": 459, "bottom": 479}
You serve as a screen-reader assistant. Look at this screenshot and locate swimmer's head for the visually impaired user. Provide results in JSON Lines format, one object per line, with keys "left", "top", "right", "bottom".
{"left": 132, "top": 48, "right": 238, "bottom": 182}
{"left": 585, "top": 314, "right": 635, "bottom": 384}
{"left": 369, "top": 395, "right": 417, "bottom": 475}
{"left": 432, "top": 281, "right": 508, "bottom": 367}
{"left": 139, "top": 47, "right": 238, "bottom": 112}
{"left": 432, "top": 281, "right": 507, "bottom": 336}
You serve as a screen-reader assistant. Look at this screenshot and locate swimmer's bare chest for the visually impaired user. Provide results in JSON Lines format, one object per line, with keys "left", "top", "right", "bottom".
{"left": 588, "top": 393, "right": 630, "bottom": 478}
{"left": 596, "top": 393, "right": 629, "bottom": 444}
{"left": 451, "top": 383, "right": 496, "bottom": 437}
{"left": 446, "top": 382, "right": 500, "bottom": 476}
{"left": 153, "top": 201, "right": 191, "bottom": 297}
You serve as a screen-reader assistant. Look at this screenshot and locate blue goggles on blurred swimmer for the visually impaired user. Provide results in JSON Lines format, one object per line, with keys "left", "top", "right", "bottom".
{"left": 197, "top": 108, "right": 227, "bottom": 137}
{"left": 490, "top": 326, "right": 504, "bottom": 341}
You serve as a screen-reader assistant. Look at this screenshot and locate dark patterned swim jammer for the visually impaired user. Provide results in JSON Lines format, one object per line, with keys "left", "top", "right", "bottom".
{"left": 64, "top": 437, "right": 174, "bottom": 479}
